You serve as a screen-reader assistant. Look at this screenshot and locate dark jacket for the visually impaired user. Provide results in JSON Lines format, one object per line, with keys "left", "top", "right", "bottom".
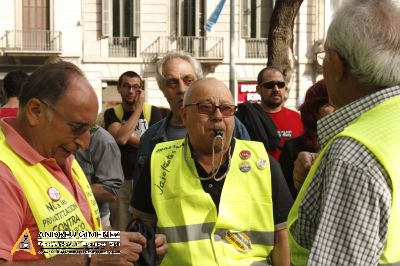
{"left": 235, "top": 102, "right": 282, "bottom": 151}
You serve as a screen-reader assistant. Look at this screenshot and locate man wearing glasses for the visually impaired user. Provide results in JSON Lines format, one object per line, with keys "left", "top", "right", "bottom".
{"left": 132, "top": 78, "right": 292, "bottom": 265}
{"left": 0, "top": 61, "right": 167, "bottom": 264}
{"left": 104, "top": 71, "right": 162, "bottom": 230}
{"left": 289, "top": 0, "right": 400, "bottom": 264}
{"left": 131, "top": 51, "right": 249, "bottom": 187}
{"left": 236, "top": 67, "right": 303, "bottom": 160}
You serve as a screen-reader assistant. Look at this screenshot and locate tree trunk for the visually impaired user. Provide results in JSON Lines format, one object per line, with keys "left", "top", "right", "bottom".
{"left": 268, "top": 0, "right": 303, "bottom": 83}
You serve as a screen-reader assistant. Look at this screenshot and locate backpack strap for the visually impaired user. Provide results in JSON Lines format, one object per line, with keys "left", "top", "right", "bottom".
{"left": 143, "top": 103, "right": 152, "bottom": 123}
{"left": 113, "top": 103, "right": 152, "bottom": 123}
{"left": 113, "top": 104, "right": 124, "bottom": 121}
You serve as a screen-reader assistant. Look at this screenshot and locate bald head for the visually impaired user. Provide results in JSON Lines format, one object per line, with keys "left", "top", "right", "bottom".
{"left": 183, "top": 78, "right": 233, "bottom": 106}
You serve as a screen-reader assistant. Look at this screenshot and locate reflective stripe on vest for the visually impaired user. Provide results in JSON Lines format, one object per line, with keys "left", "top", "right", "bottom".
{"left": 288, "top": 95, "right": 400, "bottom": 265}
{"left": 214, "top": 229, "right": 275, "bottom": 246}
{"left": 159, "top": 222, "right": 275, "bottom": 246}
{"left": 158, "top": 222, "right": 215, "bottom": 243}
{"left": 0, "top": 130, "right": 102, "bottom": 258}
{"left": 151, "top": 139, "right": 275, "bottom": 266}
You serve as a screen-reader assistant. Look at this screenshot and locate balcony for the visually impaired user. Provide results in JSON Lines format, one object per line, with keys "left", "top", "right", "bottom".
{"left": 245, "top": 38, "right": 267, "bottom": 58}
{"left": 0, "top": 30, "right": 62, "bottom": 55}
{"left": 109, "top": 36, "right": 138, "bottom": 57}
{"left": 142, "top": 36, "right": 224, "bottom": 62}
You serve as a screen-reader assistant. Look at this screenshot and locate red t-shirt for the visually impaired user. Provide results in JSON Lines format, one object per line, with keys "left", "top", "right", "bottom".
{"left": 0, "top": 118, "right": 95, "bottom": 261}
{"left": 268, "top": 107, "right": 304, "bottom": 160}
{"left": 0, "top": 108, "right": 18, "bottom": 118}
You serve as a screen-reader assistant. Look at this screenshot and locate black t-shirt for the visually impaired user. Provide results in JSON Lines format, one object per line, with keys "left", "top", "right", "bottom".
{"left": 132, "top": 139, "right": 293, "bottom": 225}
{"left": 104, "top": 106, "right": 162, "bottom": 179}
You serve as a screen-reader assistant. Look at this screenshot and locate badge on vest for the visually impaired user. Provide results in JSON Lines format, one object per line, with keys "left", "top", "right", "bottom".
{"left": 256, "top": 158, "right": 267, "bottom": 170}
{"left": 239, "top": 161, "right": 251, "bottom": 172}
{"left": 225, "top": 230, "right": 253, "bottom": 253}
{"left": 47, "top": 187, "right": 61, "bottom": 201}
{"left": 239, "top": 150, "right": 251, "bottom": 160}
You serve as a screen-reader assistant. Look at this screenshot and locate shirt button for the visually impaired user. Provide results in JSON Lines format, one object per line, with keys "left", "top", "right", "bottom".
{"left": 208, "top": 184, "right": 213, "bottom": 188}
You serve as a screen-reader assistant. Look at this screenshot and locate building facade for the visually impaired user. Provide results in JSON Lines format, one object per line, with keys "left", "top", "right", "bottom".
{"left": 0, "top": 0, "right": 343, "bottom": 110}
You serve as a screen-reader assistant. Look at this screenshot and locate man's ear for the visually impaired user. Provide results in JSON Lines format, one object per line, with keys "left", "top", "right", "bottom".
{"left": 256, "top": 85, "right": 262, "bottom": 95}
{"left": 24, "top": 98, "right": 45, "bottom": 126}
{"left": 331, "top": 50, "right": 346, "bottom": 82}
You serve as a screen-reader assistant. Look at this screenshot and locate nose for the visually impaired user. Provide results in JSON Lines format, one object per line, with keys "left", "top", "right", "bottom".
{"left": 177, "top": 79, "right": 188, "bottom": 94}
{"left": 74, "top": 130, "right": 91, "bottom": 151}
{"left": 210, "top": 106, "right": 223, "bottom": 121}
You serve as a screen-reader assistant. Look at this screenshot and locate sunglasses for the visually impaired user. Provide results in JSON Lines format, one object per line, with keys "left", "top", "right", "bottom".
{"left": 185, "top": 102, "right": 237, "bottom": 117}
{"left": 260, "top": 81, "right": 286, "bottom": 89}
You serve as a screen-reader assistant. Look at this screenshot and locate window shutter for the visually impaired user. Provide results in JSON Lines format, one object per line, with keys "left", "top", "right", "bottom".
{"left": 102, "top": 0, "right": 111, "bottom": 37}
{"left": 133, "top": 0, "right": 140, "bottom": 37}
{"left": 241, "top": 0, "right": 250, "bottom": 38}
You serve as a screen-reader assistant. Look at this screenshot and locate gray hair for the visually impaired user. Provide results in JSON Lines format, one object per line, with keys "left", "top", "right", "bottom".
{"left": 325, "top": 0, "right": 400, "bottom": 88}
{"left": 155, "top": 51, "right": 203, "bottom": 90}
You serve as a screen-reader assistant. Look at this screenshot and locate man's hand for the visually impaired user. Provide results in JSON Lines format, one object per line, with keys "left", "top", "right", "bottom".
{"left": 155, "top": 233, "right": 168, "bottom": 262}
{"left": 92, "top": 231, "right": 146, "bottom": 265}
{"left": 293, "top": 152, "right": 317, "bottom": 190}
{"left": 133, "top": 89, "right": 145, "bottom": 112}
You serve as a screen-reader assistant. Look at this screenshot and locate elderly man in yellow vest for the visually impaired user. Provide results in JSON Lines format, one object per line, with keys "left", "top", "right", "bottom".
{"left": 132, "top": 77, "right": 293, "bottom": 265}
{"left": 0, "top": 61, "right": 167, "bottom": 264}
{"left": 288, "top": 0, "right": 400, "bottom": 265}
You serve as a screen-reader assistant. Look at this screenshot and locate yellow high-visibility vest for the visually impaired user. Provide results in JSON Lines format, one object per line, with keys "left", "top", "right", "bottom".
{"left": 151, "top": 139, "right": 275, "bottom": 266}
{"left": 288, "top": 95, "right": 400, "bottom": 265}
{"left": 0, "top": 130, "right": 102, "bottom": 258}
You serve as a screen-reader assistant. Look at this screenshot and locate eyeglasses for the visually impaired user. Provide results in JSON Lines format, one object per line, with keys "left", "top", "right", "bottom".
{"left": 121, "top": 83, "right": 142, "bottom": 90}
{"left": 316, "top": 51, "right": 325, "bottom": 66}
{"left": 39, "top": 99, "right": 95, "bottom": 136}
{"left": 260, "top": 81, "right": 286, "bottom": 89}
{"left": 185, "top": 102, "right": 237, "bottom": 116}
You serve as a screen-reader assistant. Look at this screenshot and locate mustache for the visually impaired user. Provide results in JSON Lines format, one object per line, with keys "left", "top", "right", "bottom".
{"left": 271, "top": 92, "right": 282, "bottom": 97}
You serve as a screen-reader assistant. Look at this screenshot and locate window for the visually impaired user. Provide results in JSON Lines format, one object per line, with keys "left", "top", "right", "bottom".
{"left": 177, "top": 0, "right": 205, "bottom": 37}
{"left": 102, "top": 0, "right": 140, "bottom": 37}
{"left": 21, "top": 0, "right": 50, "bottom": 50}
{"left": 23, "top": 0, "right": 50, "bottom": 31}
{"left": 102, "top": 0, "right": 140, "bottom": 57}
{"left": 242, "top": 0, "right": 273, "bottom": 38}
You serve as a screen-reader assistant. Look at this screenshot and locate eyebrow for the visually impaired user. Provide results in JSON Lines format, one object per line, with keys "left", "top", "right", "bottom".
{"left": 166, "top": 74, "right": 195, "bottom": 79}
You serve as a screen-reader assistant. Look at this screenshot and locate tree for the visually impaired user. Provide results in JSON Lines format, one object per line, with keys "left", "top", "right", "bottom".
{"left": 267, "top": 0, "right": 304, "bottom": 83}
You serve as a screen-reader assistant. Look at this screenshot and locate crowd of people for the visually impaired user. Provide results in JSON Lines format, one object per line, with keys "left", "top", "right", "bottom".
{"left": 1, "top": 0, "right": 400, "bottom": 265}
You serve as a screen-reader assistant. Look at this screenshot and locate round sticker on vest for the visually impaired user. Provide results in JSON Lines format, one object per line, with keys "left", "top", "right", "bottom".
{"left": 239, "top": 150, "right": 251, "bottom": 160}
{"left": 256, "top": 158, "right": 267, "bottom": 170}
{"left": 239, "top": 161, "right": 251, "bottom": 172}
{"left": 225, "top": 230, "right": 253, "bottom": 253}
{"left": 47, "top": 187, "right": 61, "bottom": 201}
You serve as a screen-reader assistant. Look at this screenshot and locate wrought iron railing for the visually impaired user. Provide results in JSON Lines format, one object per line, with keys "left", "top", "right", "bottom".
{"left": 0, "top": 30, "right": 62, "bottom": 52}
{"left": 245, "top": 38, "right": 267, "bottom": 58}
{"left": 142, "top": 36, "right": 224, "bottom": 60}
{"left": 109, "top": 36, "right": 138, "bottom": 57}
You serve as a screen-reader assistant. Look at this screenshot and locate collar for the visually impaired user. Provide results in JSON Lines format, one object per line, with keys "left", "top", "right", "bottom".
{"left": 317, "top": 86, "right": 400, "bottom": 149}
{"left": 189, "top": 137, "right": 236, "bottom": 178}
{"left": 151, "top": 112, "right": 173, "bottom": 143}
